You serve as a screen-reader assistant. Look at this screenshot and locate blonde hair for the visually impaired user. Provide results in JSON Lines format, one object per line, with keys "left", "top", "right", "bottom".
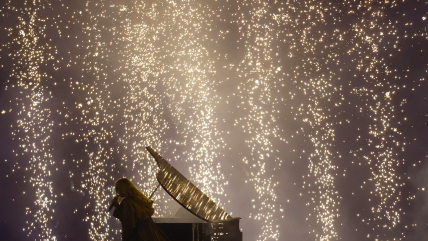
{"left": 115, "top": 178, "right": 151, "bottom": 203}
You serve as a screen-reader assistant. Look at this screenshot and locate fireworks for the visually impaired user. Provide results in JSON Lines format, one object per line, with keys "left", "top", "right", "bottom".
{"left": 1, "top": 0, "right": 427, "bottom": 241}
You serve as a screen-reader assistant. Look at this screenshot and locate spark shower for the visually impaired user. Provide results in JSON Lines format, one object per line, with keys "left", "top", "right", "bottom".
{"left": 1, "top": 0, "right": 428, "bottom": 241}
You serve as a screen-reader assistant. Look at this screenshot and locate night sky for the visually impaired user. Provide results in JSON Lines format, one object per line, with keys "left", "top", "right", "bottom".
{"left": 1, "top": 0, "right": 428, "bottom": 241}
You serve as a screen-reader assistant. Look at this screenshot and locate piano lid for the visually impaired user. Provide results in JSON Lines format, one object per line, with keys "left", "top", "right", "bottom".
{"left": 146, "top": 146, "right": 232, "bottom": 222}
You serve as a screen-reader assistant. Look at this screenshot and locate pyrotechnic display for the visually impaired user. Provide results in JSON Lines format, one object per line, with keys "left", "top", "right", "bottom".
{"left": 0, "top": 0, "right": 427, "bottom": 240}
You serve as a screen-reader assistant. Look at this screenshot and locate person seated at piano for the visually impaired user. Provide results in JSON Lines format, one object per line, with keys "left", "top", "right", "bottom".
{"left": 109, "top": 178, "right": 169, "bottom": 241}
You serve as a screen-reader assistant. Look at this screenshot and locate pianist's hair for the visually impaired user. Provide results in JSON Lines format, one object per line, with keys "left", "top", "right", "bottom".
{"left": 115, "top": 178, "right": 152, "bottom": 204}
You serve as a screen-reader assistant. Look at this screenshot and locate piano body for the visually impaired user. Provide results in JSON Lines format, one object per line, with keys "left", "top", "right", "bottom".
{"left": 146, "top": 147, "right": 243, "bottom": 241}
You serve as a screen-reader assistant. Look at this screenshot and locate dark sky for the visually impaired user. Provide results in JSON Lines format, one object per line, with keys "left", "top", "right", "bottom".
{"left": 1, "top": 0, "right": 428, "bottom": 241}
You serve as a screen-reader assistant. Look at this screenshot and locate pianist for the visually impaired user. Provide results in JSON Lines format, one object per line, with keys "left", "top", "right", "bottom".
{"left": 109, "top": 178, "right": 169, "bottom": 241}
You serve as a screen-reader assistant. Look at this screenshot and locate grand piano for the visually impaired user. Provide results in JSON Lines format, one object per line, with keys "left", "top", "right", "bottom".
{"left": 146, "top": 147, "right": 242, "bottom": 241}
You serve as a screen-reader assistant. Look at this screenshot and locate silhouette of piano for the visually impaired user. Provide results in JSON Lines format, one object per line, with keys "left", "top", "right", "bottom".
{"left": 146, "top": 147, "right": 242, "bottom": 241}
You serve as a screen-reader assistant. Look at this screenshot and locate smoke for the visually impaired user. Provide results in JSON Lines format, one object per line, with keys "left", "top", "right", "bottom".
{"left": 407, "top": 158, "right": 428, "bottom": 240}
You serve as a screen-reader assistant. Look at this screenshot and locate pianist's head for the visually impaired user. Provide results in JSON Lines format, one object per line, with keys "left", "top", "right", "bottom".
{"left": 115, "top": 178, "right": 151, "bottom": 203}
